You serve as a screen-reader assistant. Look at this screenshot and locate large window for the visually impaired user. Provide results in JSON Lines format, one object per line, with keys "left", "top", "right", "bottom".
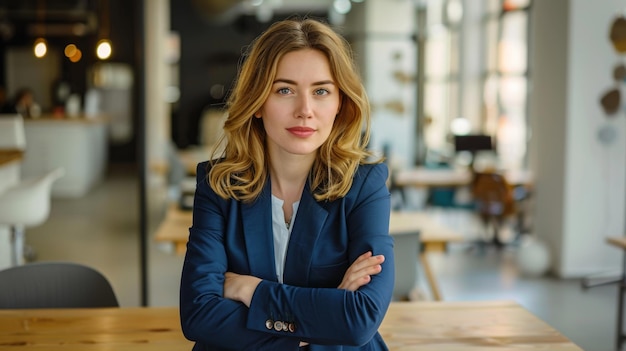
{"left": 483, "top": 0, "right": 531, "bottom": 170}
{"left": 422, "top": 0, "right": 463, "bottom": 159}
{"left": 421, "top": 0, "right": 531, "bottom": 170}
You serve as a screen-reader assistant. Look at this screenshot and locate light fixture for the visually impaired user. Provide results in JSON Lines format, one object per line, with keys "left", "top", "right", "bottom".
{"left": 65, "top": 43, "right": 82, "bottom": 62}
{"left": 33, "top": 38, "right": 47, "bottom": 58}
{"left": 96, "top": 39, "right": 112, "bottom": 60}
{"left": 33, "top": 0, "right": 46, "bottom": 58}
{"left": 96, "top": 0, "right": 113, "bottom": 60}
{"left": 450, "top": 116, "right": 471, "bottom": 135}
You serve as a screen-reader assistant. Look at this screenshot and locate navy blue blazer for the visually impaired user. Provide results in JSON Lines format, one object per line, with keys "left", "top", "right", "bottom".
{"left": 180, "top": 161, "right": 394, "bottom": 350}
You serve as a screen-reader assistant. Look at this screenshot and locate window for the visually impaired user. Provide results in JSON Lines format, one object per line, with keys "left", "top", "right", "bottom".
{"left": 483, "top": 0, "right": 531, "bottom": 170}
{"left": 420, "top": 0, "right": 531, "bottom": 170}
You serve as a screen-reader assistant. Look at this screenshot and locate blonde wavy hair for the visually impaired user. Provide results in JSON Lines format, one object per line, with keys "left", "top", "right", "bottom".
{"left": 208, "top": 17, "right": 379, "bottom": 202}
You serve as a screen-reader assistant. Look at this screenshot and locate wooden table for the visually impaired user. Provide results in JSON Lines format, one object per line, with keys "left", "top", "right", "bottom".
{"left": 0, "top": 301, "right": 582, "bottom": 350}
{"left": 606, "top": 236, "right": 626, "bottom": 350}
{"left": 0, "top": 307, "right": 191, "bottom": 350}
{"left": 155, "top": 205, "right": 463, "bottom": 255}
{"left": 380, "top": 300, "right": 583, "bottom": 350}
{"left": 388, "top": 211, "right": 463, "bottom": 301}
{"left": 394, "top": 167, "right": 534, "bottom": 188}
{"left": 155, "top": 205, "right": 464, "bottom": 301}
{"left": 389, "top": 211, "right": 463, "bottom": 253}
{"left": 0, "top": 149, "right": 23, "bottom": 167}
{"left": 0, "top": 150, "right": 23, "bottom": 195}
{"left": 0, "top": 149, "right": 24, "bottom": 269}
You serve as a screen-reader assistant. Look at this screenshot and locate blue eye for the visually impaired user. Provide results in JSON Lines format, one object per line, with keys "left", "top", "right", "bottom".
{"left": 277, "top": 87, "right": 291, "bottom": 95}
{"left": 314, "top": 88, "right": 329, "bottom": 96}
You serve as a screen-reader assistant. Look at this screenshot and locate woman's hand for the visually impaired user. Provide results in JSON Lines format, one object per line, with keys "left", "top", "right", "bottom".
{"left": 223, "top": 272, "right": 262, "bottom": 307}
{"left": 337, "top": 251, "right": 385, "bottom": 291}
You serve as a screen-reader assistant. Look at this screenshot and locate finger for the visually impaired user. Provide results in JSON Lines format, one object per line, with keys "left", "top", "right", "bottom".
{"left": 348, "top": 254, "right": 385, "bottom": 275}
{"left": 342, "top": 262, "right": 383, "bottom": 289}
{"left": 346, "top": 274, "right": 372, "bottom": 291}
{"left": 344, "top": 259, "right": 384, "bottom": 286}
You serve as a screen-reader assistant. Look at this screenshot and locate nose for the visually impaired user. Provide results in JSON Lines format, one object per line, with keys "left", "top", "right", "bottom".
{"left": 295, "top": 94, "right": 313, "bottom": 119}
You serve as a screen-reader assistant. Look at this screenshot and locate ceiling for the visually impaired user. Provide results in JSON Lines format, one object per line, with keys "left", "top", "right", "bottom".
{"left": 0, "top": 0, "right": 98, "bottom": 39}
{"left": 0, "top": 0, "right": 338, "bottom": 41}
{"left": 191, "top": 0, "right": 334, "bottom": 23}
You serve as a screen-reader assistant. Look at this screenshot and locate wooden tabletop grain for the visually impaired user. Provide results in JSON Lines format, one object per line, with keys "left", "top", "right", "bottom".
{"left": 0, "top": 301, "right": 582, "bottom": 350}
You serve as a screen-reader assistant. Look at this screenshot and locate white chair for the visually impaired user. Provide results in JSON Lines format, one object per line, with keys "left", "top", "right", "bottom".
{"left": 0, "top": 168, "right": 65, "bottom": 266}
{"left": 0, "top": 114, "right": 26, "bottom": 150}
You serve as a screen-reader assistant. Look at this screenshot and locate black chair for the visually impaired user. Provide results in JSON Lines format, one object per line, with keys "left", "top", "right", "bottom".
{"left": 0, "top": 261, "right": 119, "bottom": 309}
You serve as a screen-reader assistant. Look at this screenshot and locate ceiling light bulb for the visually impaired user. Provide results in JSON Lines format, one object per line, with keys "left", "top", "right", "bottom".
{"left": 96, "top": 39, "right": 112, "bottom": 60}
{"left": 33, "top": 38, "right": 47, "bottom": 58}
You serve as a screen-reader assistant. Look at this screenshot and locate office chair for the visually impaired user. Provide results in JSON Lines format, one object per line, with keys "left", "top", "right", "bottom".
{"left": 0, "top": 261, "right": 119, "bottom": 309}
{"left": 470, "top": 171, "right": 517, "bottom": 250}
{"left": 0, "top": 167, "right": 65, "bottom": 265}
{"left": 391, "top": 232, "right": 421, "bottom": 301}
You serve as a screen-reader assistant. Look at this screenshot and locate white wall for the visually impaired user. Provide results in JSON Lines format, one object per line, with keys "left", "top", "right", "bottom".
{"left": 530, "top": 0, "right": 626, "bottom": 277}
{"left": 562, "top": 0, "right": 626, "bottom": 277}
{"left": 347, "top": 0, "right": 417, "bottom": 168}
{"left": 145, "top": 0, "right": 171, "bottom": 169}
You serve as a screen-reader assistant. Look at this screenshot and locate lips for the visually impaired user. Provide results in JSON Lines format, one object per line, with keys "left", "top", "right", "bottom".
{"left": 287, "top": 126, "right": 316, "bottom": 137}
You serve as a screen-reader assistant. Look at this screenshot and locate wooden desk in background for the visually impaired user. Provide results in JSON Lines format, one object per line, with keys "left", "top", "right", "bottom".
{"left": 394, "top": 166, "right": 534, "bottom": 188}
{"left": 0, "top": 301, "right": 582, "bottom": 350}
{"left": 0, "top": 149, "right": 23, "bottom": 269}
{"left": 0, "top": 149, "right": 23, "bottom": 194}
{"left": 155, "top": 205, "right": 464, "bottom": 301}
{"left": 0, "top": 149, "right": 23, "bottom": 166}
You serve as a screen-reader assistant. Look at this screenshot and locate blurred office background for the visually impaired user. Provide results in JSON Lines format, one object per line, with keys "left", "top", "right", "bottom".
{"left": 0, "top": 0, "right": 625, "bottom": 349}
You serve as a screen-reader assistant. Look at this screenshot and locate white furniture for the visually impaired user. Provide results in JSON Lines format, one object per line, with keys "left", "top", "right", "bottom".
{"left": 0, "top": 114, "right": 26, "bottom": 151}
{"left": 0, "top": 168, "right": 64, "bottom": 266}
{"left": 0, "top": 115, "right": 26, "bottom": 268}
{"left": 0, "top": 157, "right": 22, "bottom": 269}
{"left": 21, "top": 115, "right": 108, "bottom": 197}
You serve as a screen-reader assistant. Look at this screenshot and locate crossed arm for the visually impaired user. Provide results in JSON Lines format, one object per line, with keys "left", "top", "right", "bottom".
{"left": 224, "top": 251, "right": 385, "bottom": 347}
{"left": 224, "top": 251, "right": 385, "bottom": 307}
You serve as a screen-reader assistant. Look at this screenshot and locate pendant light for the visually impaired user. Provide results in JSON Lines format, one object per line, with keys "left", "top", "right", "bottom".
{"left": 96, "top": 0, "right": 112, "bottom": 60}
{"left": 33, "top": 0, "right": 47, "bottom": 58}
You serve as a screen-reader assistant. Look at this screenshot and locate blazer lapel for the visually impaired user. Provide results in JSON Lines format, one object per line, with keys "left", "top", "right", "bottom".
{"left": 283, "top": 182, "right": 328, "bottom": 286}
{"left": 241, "top": 181, "right": 277, "bottom": 281}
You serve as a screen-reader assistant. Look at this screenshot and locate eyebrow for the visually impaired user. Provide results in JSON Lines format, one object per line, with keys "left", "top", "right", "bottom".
{"left": 273, "top": 78, "right": 335, "bottom": 86}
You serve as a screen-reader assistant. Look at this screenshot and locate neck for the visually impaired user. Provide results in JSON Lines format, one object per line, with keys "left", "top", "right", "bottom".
{"left": 269, "top": 154, "right": 313, "bottom": 225}
{"left": 269, "top": 157, "right": 311, "bottom": 200}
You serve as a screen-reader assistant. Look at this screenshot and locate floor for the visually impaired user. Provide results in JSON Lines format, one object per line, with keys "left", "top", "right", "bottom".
{"left": 20, "top": 163, "right": 621, "bottom": 351}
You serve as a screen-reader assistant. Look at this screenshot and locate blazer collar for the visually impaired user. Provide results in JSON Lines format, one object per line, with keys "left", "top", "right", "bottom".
{"left": 283, "top": 181, "right": 328, "bottom": 286}
{"left": 241, "top": 179, "right": 329, "bottom": 284}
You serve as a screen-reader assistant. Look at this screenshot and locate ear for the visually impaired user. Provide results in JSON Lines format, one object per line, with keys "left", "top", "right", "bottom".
{"left": 254, "top": 111, "right": 262, "bottom": 118}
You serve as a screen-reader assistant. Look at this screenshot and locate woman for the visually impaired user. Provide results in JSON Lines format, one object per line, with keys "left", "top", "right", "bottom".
{"left": 180, "top": 17, "right": 394, "bottom": 350}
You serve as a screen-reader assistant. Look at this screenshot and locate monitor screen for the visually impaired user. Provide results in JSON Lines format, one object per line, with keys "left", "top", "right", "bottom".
{"left": 454, "top": 134, "right": 493, "bottom": 152}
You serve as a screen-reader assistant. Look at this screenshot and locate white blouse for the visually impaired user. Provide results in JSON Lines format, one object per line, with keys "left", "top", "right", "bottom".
{"left": 271, "top": 195, "right": 300, "bottom": 283}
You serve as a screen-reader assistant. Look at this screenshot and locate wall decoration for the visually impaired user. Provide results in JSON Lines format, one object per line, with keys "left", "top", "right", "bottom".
{"left": 600, "top": 15, "right": 626, "bottom": 116}
{"left": 598, "top": 15, "right": 626, "bottom": 146}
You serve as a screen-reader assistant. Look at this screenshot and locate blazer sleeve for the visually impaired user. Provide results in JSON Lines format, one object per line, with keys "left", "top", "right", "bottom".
{"left": 179, "top": 163, "right": 301, "bottom": 350}
{"left": 246, "top": 163, "right": 394, "bottom": 346}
